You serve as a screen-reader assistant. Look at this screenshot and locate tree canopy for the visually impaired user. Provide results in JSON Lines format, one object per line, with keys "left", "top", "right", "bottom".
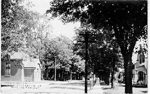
{"left": 1, "top": 0, "right": 40, "bottom": 57}
{"left": 48, "top": 0, "right": 147, "bottom": 93}
{"left": 1, "top": 0, "right": 85, "bottom": 81}
{"left": 48, "top": 1, "right": 147, "bottom": 54}
{"left": 74, "top": 25, "right": 123, "bottom": 82}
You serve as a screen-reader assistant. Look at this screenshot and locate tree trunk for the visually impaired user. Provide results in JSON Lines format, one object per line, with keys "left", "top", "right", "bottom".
{"left": 124, "top": 55, "right": 133, "bottom": 94}
{"left": 45, "top": 65, "right": 49, "bottom": 80}
{"left": 62, "top": 70, "right": 64, "bottom": 81}
{"left": 70, "top": 70, "right": 72, "bottom": 80}
{"left": 111, "top": 60, "right": 116, "bottom": 88}
{"left": 114, "top": 26, "right": 137, "bottom": 94}
{"left": 41, "top": 70, "right": 44, "bottom": 80}
{"left": 111, "top": 71, "right": 114, "bottom": 88}
{"left": 60, "top": 70, "right": 62, "bottom": 80}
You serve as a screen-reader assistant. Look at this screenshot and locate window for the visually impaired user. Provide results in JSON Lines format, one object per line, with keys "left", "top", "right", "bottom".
{"left": 5, "top": 61, "right": 11, "bottom": 75}
{"left": 140, "top": 52, "right": 145, "bottom": 64}
{"left": 138, "top": 71, "right": 145, "bottom": 81}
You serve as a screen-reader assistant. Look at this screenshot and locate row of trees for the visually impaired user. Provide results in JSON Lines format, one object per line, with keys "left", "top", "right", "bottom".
{"left": 1, "top": 0, "right": 85, "bottom": 81}
{"left": 41, "top": 36, "right": 85, "bottom": 80}
{"left": 73, "top": 24, "right": 123, "bottom": 88}
{"left": 48, "top": 0, "right": 147, "bottom": 93}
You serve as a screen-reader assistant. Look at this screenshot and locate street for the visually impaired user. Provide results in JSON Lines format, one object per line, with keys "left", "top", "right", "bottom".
{"left": 1, "top": 80, "right": 148, "bottom": 94}
{"left": 1, "top": 80, "right": 95, "bottom": 94}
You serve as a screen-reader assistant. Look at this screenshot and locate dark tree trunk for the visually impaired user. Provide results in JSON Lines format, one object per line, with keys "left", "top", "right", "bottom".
{"left": 60, "top": 70, "right": 62, "bottom": 81}
{"left": 62, "top": 70, "right": 64, "bottom": 81}
{"left": 111, "top": 60, "right": 116, "bottom": 88}
{"left": 111, "top": 71, "right": 114, "bottom": 88}
{"left": 44, "top": 65, "right": 49, "bottom": 80}
{"left": 41, "top": 70, "right": 44, "bottom": 80}
{"left": 124, "top": 55, "right": 133, "bottom": 94}
{"left": 70, "top": 70, "right": 72, "bottom": 80}
{"left": 114, "top": 26, "right": 137, "bottom": 94}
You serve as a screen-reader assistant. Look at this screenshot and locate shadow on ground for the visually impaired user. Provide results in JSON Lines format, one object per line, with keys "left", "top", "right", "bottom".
{"left": 101, "top": 87, "right": 112, "bottom": 90}
{"left": 62, "top": 81, "right": 93, "bottom": 86}
{"left": 119, "top": 84, "right": 147, "bottom": 88}
{"left": 98, "top": 80, "right": 113, "bottom": 90}
{"left": 50, "top": 86, "right": 84, "bottom": 90}
{"left": 133, "top": 85, "right": 147, "bottom": 88}
{"left": 141, "top": 91, "right": 148, "bottom": 93}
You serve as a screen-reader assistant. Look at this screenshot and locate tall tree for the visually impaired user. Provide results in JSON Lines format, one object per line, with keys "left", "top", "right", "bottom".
{"left": 74, "top": 25, "right": 122, "bottom": 87}
{"left": 48, "top": 1, "right": 147, "bottom": 93}
{"left": 1, "top": 0, "right": 40, "bottom": 57}
{"left": 41, "top": 36, "right": 75, "bottom": 80}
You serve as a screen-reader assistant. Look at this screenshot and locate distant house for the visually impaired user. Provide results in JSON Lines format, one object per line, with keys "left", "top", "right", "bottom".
{"left": 117, "top": 45, "right": 148, "bottom": 86}
{"left": 1, "top": 52, "right": 41, "bottom": 83}
{"left": 132, "top": 45, "right": 148, "bottom": 85}
{"left": 117, "top": 68, "right": 125, "bottom": 83}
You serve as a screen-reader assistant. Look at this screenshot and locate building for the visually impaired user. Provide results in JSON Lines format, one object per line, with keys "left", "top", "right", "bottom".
{"left": 117, "top": 68, "right": 125, "bottom": 83}
{"left": 1, "top": 52, "right": 41, "bottom": 83}
{"left": 132, "top": 45, "right": 148, "bottom": 85}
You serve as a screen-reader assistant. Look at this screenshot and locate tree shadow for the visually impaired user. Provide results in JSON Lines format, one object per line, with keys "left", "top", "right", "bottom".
{"left": 62, "top": 81, "right": 92, "bottom": 86}
{"left": 141, "top": 91, "right": 148, "bottom": 93}
{"left": 101, "top": 87, "right": 112, "bottom": 90}
{"left": 50, "top": 86, "right": 84, "bottom": 90}
{"left": 1, "top": 85, "right": 13, "bottom": 87}
{"left": 118, "top": 84, "right": 147, "bottom": 88}
{"left": 133, "top": 85, "right": 147, "bottom": 88}
{"left": 63, "top": 82, "right": 84, "bottom": 86}
{"left": 98, "top": 80, "right": 113, "bottom": 90}
{"left": 99, "top": 80, "right": 109, "bottom": 86}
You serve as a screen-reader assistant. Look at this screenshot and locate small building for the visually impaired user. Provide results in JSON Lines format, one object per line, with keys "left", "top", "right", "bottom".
{"left": 1, "top": 52, "right": 41, "bottom": 83}
{"left": 23, "top": 58, "right": 41, "bottom": 82}
{"left": 132, "top": 45, "right": 148, "bottom": 85}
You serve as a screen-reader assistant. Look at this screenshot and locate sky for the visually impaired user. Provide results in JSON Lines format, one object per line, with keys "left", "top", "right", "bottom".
{"left": 28, "top": 0, "right": 80, "bottom": 40}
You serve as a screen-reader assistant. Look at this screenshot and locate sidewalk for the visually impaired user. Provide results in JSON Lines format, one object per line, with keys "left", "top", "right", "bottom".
{"left": 91, "top": 82, "right": 148, "bottom": 94}
{"left": 89, "top": 79, "right": 104, "bottom": 94}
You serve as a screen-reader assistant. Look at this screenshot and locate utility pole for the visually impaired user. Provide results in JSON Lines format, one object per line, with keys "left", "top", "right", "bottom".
{"left": 79, "top": 31, "right": 95, "bottom": 94}
{"left": 55, "top": 57, "right": 56, "bottom": 81}
{"left": 85, "top": 33, "right": 88, "bottom": 94}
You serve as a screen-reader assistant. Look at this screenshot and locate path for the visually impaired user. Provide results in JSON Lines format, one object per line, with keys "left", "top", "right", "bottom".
{"left": 89, "top": 79, "right": 104, "bottom": 94}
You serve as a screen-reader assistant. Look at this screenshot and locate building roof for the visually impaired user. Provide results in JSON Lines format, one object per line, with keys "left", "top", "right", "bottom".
{"left": 23, "top": 58, "right": 41, "bottom": 68}
{"left": 9, "top": 51, "right": 28, "bottom": 60}
{"left": 9, "top": 52, "right": 41, "bottom": 68}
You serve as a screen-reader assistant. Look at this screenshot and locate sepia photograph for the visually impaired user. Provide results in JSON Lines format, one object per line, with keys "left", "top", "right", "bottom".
{"left": 1, "top": 0, "right": 148, "bottom": 94}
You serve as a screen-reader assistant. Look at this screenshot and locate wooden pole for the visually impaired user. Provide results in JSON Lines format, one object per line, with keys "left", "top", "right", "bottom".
{"left": 55, "top": 57, "right": 56, "bottom": 81}
{"left": 78, "top": 31, "right": 96, "bottom": 94}
{"left": 85, "top": 32, "right": 88, "bottom": 94}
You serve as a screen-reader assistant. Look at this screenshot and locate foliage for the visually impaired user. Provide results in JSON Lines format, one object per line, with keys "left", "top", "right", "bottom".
{"left": 41, "top": 35, "right": 85, "bottom": 80}
{"left": 1, "top": 0, "right": 40, "bottom": 58}
{"left": 1, "top": 0, "right": 53, "bottom": 60}
{"left": 71, "top": 54, "right": 85, "bottom": 73}
{"left": 48, "top": 1, "right": 147, "bottom": 92}
{"left": 74, "top": 25, "right": 123, "bottom": 76}
{"left": 42, "top": 36, "right": 73, "bottom": 70}
{"left": 48, "top": 1, "right": 147, "bottom": 50}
